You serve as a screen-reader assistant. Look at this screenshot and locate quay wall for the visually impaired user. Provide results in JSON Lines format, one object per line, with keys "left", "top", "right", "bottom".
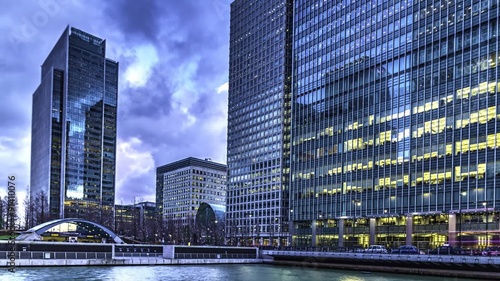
{"left": 266, "top": 259, "right": 500, "bottom": 280}
{"left": 4, "top": 241, "right": 500, "bottom": 280}
{"left": 0, "top": 242, "right": 261, "bottom": 267}
{"left": 3, "top": 258, "right": 262, "bottom": 267}
{"left": 262, "top": 250, "right": 500, "bottom": 280}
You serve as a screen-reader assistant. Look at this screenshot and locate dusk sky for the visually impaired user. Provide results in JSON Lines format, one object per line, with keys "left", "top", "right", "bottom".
{"left": 0, "top": 0, "right": 231, "bottom": 207}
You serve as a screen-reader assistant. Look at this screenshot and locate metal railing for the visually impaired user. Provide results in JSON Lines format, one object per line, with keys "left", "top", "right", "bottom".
{"left": 174, "top": 253, "right": 256, "bottom": 259}
{"left": 0, "top": 251, "right": 113, "bottom": 260}
{"left": 114, "top": 252, "right": 163, "bottom": 258}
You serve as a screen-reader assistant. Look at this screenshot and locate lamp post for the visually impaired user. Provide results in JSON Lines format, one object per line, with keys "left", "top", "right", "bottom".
{"left": 213, "top": 220, "right": 218, "bottom": 245}
{"left": 244, "top": 212, "right": 252, "bottom": 246}
{"left": 289, "top": 209, "right": 294, "bottom": 248}
{"left": 384, "top": 209, "right": 389, "bottom": 247}
{"left": 237, "top": 227, "right": 241, "bottom": 246}
{"left": 249, "top": 214, "right": 253, "bottom": 246}
{"left": 275, "top": 217, "right": 279, "bottom": 247}
{"left": 318, "top": 212, "right": 323, "bottom": 247}
{"left": 458, "top": 190, "right": 466, "bottom": 248}
{"left": 482, "top": 202, "right": 488, "bottom": 247}
{"left": 353, "top": 200, "right": 361, "bottom": 249}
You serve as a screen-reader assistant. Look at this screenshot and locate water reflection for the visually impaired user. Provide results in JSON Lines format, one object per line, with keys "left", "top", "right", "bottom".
{"left": 3, "top": 265, "right": 474, "bottom": 281}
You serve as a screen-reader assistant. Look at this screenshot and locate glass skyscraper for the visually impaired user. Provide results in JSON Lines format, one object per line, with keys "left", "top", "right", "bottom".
{"left": 227, "top": 0, "right": 293, "bottom": 246}
{"left": 30, "top": 26, "right": 118, "bottom": 227}
{"left": 230, "top": 0, "right": 500, "bottom": 251}
{"left": 291, "top": 0, "right": 500, "bottom": 250}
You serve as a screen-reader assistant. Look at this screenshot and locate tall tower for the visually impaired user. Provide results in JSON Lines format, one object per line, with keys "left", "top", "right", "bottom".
{"left": 30, "top": 26, "right": 118, "bottom": 227}
{"left": 227, "top": 0, "right": 293, "bottom": 246}
{"left": 290, "top": 0, "right": 500, "bottom": 250}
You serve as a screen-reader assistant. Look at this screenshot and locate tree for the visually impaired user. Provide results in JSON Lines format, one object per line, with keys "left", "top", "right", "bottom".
{"left": 0, "top": 196, "right": 4, "bottom": 229}
{"left": 23, "top": 186, "right": 33, "bottom": 229}
{"left": 4, "top": 194, "right": 19, "bottom": 230}
{"left": 30, "top": 191, "right": 49, "bottom": 226}
{"left": 96, "top": 203, "right": 114, "bottom": 231}
{"left": 165, "top": 218, "right": 177, "bottom": 244}
{"left": 213, "top": 219, "right": 226, "bottom": 246}
{"left": 155, "top": 213, "right": 166, "bottom": 244}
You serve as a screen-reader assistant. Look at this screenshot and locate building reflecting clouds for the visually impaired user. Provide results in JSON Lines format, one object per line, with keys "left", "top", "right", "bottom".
{"left": 30, "top": 26, "right": 118, "bottom": 225}
{"left": 290, "top": 0, "right": 500, "bottom": 250}
{"left": 230, "top": 0, "right": 500, "bottom": 251}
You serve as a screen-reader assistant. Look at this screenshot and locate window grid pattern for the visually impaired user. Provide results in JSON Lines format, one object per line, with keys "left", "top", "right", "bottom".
{"left": 291, "top": 0, "right": 500, "bottom": 247}
{"left": 227, "top": 0, "right": 293, "bottom": 245}
{"left": 30, "top": 27, "right": 118, "bottom": 222}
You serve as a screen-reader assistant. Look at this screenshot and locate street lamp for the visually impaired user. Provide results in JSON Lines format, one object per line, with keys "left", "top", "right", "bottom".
{"left": 482, "top": 201, "right": 488, "bottom": 247}
{"left": 213, "top": 220, "right": 218, "bottom": 245}
{"left": 384, "top": 209, "right": 389, "bottom": 247}
{"left": 271, "top": 217, "right": 278, "bottom": 247}
{"left": 237, "top": 227, "right": 241, "bottom": 246}
{"left": 249, "top": 214, "right": 253, "bottom": 246}
{"left": 318, "top": 212, "right": 323, "bottom": 247}
{"left": 458, "top": 190, "right": 466, "bottom": 248}
{"left": 353, "top": 200, "right": 361, "bottom": 249}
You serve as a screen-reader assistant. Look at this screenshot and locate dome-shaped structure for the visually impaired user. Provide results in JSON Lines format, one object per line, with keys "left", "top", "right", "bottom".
{"left": 16, "top": 218, "right": 124, "bottom": 244}
{"left": 195, "top": 202, "right": 225, "bottom": 245}
{"left": 196, "top": 202, "right": 225, "bottom": 226}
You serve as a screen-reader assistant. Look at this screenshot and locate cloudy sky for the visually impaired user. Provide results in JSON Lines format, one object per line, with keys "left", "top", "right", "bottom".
{"left": 0, "top": 0, "right": 231, "bottom": 208}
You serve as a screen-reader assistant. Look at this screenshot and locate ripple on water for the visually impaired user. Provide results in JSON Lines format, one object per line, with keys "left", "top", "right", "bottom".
{"left": 0, "top": 264, "right": 477, "bottom": 281}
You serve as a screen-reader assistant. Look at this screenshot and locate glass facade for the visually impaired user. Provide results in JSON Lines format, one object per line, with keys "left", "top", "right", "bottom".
{"left": 227, "top": 0, "right": 293, "bottom": 246}
{"left": 290, "top": 0, "right": 500, "bottom": 250}
{"left": 30, "top": 26, "right": 118, "bottom": 227}
{"left": 196, "top": 202, "right": 226, "bottom": 245}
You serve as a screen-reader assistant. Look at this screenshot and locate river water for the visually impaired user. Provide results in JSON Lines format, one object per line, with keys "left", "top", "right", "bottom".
{"left": 1, "top": 264, "right": 478, "bottom": 281}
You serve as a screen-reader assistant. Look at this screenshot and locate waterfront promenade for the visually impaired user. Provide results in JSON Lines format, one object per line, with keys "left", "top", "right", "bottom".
{"left": 0, "top": 241, "right": 261, "bottom": 267}
{"left": 5, "top": 257, "right": 262, "bottom": 267}
{"left": 262, "top": 248, "right": 500, "bottom": 268}
{"left": 2, "top": 241, "right": 500, "bottom": 279}
{"left": 261, "top": 249, "right": 500, "bottom": 280}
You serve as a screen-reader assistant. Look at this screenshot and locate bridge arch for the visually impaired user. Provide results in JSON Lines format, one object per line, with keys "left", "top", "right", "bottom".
{"left": 16, "top": 218, "right": 124, "bottom": 244}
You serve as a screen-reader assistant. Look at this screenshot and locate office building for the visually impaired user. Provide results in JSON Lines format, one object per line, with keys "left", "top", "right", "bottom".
{"left": 230, "top": 0, "right": 500, "bottom": 250}
{"left": 227, "top": 0, "right": 294, "bottom": 246}
{"left": 115, "top": 201, "right": 157, "bottom": 242}
{"left": 290, "top": 0, "right": 500, "bottom": 249}
{"left": 156, "top": 157, "right": 226, "bottom": 244}
{"left": 30, "top": 26, "right": 118, "bottom": 227}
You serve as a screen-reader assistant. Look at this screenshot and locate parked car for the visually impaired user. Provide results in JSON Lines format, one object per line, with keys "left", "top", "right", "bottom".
{"left": 429, "top": 245, "right": 464, "bottom": 255}
{"left": 348, "top": 247, "right": 365, "bottom": 253}
{"left": 462, "top": 248, "right": 482, "bottom": 256}
{"left": 391, "top": 245, "right": 420, "bottom": 255}
{"left": 481, "top": 246, "right": 500, "bottom": 256}
{"left": 364, "top": 245, "right": 388, "bottom": 254}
